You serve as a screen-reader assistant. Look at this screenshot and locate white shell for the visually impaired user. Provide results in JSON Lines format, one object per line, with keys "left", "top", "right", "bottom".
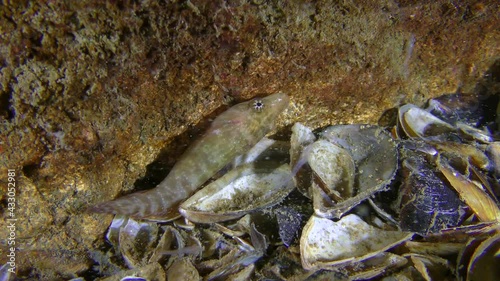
{"left": 179, "top": 163, "right": 294, "bottom": 223}
{"left": 300, "top": 214, "right": 412, "bottom": 270}
{"left": 307, "top": 139, "right": 355, "bottom": 201}
{"left": 398, "top": 104, "right": 455, "bottom": 138}
{"left": 106, "top": 215, "right": 129, "bottom": 250}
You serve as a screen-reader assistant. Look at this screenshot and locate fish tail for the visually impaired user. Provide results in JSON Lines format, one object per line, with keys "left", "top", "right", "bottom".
{"left": 88, "top": 186, "right": 183, "bottom": 220}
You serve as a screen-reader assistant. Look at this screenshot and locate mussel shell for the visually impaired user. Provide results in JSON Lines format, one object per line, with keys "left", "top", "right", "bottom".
{"left": 405, "top": 253, "right": 455, "bottom": 280}
{"left": 314, "top": 124, "right": 398, "bottom": 218}
{"left": 398, "top": 104, "right": 455, "bottom": 139}
{"left": 341, "top": 253, "right": 408, "bottom": 280}
{"left": 179, "top": 163, "right": 294, "bottom": 223}
{"left": 430, "top": 141, "right": 490, "bottom": 171}
{"left": 321, "top": 124, "right": 398, "bottom": 190}
{"left": 119, "top": 219, "right": 159, "bottom": 268}
{"left": 300, "top": 214, "right": 412, "bottom": 270}
{"left": 456, "top": 122, "right": 494, "bottom": 143}
{"left": 106, "top": 215, "right": 129, "bottom": 250}
{"left": 307, "top": 139, "right": 355, "bottom": 200}
{"left": 456, "top": 230, "right": 500, "bottom": 281}
{"left": 275, "top": 206, "right": 303, "bottom": 247}
{"left": 437, "top": 155, "right": 500, "bottom": 222}
{"left": 398, "top": 155, "right": 465, "bottom": 235}
{"left": 166, "top": 258, "right": 200, "bottom": 281}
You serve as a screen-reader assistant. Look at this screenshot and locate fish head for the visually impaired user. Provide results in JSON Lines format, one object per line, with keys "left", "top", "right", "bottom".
{"left": 212, "top": 93, "right": 289, "bottom": 134}
{"left": 237, "top": 92, "right": 290, "bottom": 135}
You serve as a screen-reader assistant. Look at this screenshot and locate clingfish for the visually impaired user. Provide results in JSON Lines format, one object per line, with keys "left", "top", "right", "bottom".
{"left": 90, "top": 93, "right": 290, "bottom": 221}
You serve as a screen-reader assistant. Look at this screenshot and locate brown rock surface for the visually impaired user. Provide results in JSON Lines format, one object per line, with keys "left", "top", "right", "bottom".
{"left": 0, "top": 0, "right": 498, "bottom": 279}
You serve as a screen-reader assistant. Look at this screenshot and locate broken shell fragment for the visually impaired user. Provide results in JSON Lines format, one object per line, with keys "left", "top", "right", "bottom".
{"left": 300, "top": 214, "right": 412, "bottom": 270}
{"left": 314, "top": 124, "right": 398, "bottom": 218}
{"left": 179, "top": 163, "right": 294, "bottom": 223}
{"left": 405, "top": 253, "right": 455, "bottom": 281}
{"left": 341, "top": 252, "right": 407, "bottom": 280}
{"left": 118, "top": 219, "right": 159, "bottom": 268}
{"left": 149, "top": 225, "right": 202, "bottom": 264}
{"left": 276, "top": 205, "right": 304, "bottom": 247}
{"left": 202, "top": 225, "right": 268, "bottom": 280}
{"left": 166, "top": 258, "right": 201, "bottom": 281}
{"left": 106, "top": 215, "right": 129, "bottom": 251}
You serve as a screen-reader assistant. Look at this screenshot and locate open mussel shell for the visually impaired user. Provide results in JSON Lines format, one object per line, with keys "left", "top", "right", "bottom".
{"left": 179, "top": 163, "right": 294, "bottom": 223}
{"left": 398, "top": 104, "right": 455, "bottom": 139}
{"left": 300, "top": 214, "right": 412, "bottom": 270}
{"left": 314, "top": 124, "right": 398, "bottom": 218}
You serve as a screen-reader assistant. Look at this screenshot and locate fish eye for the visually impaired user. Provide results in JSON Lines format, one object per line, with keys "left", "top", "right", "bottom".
{"left": 253, "top": 100, "right": 264, "bottom": 111}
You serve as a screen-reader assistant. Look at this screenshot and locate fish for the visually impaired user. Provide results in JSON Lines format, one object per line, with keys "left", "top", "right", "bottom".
{"left": 90, "top": 93, "right": 290, "bottom": 221}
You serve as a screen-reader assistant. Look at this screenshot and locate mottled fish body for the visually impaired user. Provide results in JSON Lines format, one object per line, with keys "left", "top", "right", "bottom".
{"left": 90, "top": 93, "right": 289, "bottom": 221}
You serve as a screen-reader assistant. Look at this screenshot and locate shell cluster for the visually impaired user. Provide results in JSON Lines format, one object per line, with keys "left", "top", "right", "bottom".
{"left": 95, "top": 93, "right": 499, "bottom": 280}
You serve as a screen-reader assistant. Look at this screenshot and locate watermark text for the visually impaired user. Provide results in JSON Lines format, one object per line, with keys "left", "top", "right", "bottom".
{"left": 6, "top": 169, "right": 17, "bottom": 274}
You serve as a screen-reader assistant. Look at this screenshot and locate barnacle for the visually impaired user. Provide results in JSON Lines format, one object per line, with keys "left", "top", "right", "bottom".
{"left": 253, "top": 99, "right": 264, "bottom": 111}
